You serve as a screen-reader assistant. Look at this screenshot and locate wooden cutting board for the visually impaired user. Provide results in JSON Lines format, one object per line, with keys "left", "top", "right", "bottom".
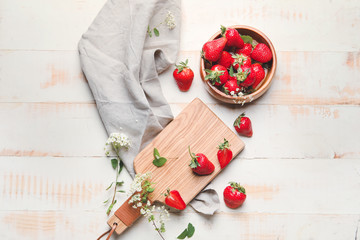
{"left": 108, "top": 98, "right": 245, "bottom": 234}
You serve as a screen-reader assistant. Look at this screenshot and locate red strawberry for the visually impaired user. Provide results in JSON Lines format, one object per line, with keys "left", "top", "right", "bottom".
{"left": 173, "top": 59, "right": 194, "bottom": 91}
{"left": 223, "top": 79, "right": 240, "bottom": 95}
{"left": 223, "top": 182, "right": 246, "bottom": 209}
{"left": 235, "top": 66, "right": 255, "bottom": 87}
{"left": 233, "top": 112, "right": 253, "bottom": 137}
{"left": 251, "top": 43, "right": 272, "bottom": 63}
{"left": 217, "top": 51, "right": 233, "bottom": 69}
{"left": 205, "top": 64, "right": 229, "bottom": 86}
{"left": 164, "top": 189, "right": 186, "bottom": 210}
{"left": 236, "top": 43, "right": 253, "bottom": 56}
{"left": 188, "top": 146, "right": 214, "bottom": 175}
{"left": 221, "top": 25, "right": 244, "bottom": 49}
{"left": 250, "top": 63, "right": 265, "bottom": 89}
{"left": 217, "top": 138, "right": 233, "bottom": 169}
{"left": 232, "top": 54, "right": 251, "bottom": 70}
{"left": 202, "top": 37, "right": 227, "bottom": 62}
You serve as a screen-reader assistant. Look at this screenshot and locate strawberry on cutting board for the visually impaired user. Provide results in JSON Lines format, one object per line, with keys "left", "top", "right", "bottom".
{"left": 217, "top": 138, "right": 233, "bottom": 169}
{"left": 202, "top": 37, "right": 227, "bottom": 62}
{"left": 188, "top": 146, "right": 215, "bottom": 175}
{"left": 173, "top": 59, "right": 194, "bottom": 91}
{"left": 205, "top": 64, "right": 229, "bottom": 86}
{"left": 164, "top": 189, "right": 186, "bottom": 210}
{"left": 221, "top": 25, "right": 244, "bottom": 49}
{"left": 251, "top": 43, "right": 273, "bottom": 63}
{"left": 233, "top": 112, "right": 253, "bottom": 137}
{"left": 223, "top": 182, "right": 246, "bottom": 209}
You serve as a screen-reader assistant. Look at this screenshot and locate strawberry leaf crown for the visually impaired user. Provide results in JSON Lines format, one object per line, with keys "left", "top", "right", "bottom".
{"left": 205, "top": 69, "right": 225, "bottom": 85}
{"left": 229, "top": 182, "right": 246, "bottom": 194}
{"left": 175, "top": 59, "right": 189, "bottom": 73}
{"left": 163, "top": 188, "right": 171, "bottom": 197}
{"left": 188, "top": 146, "right": 200, "bottom": 169}
{"left": 235, "top": 68, "right": 250, "bottom": 83}
{"left": 220, "top": 25, "right": 227, "bottom": 37}
{"left": 233, "top": 112, "right": 246, "bottom": 128}
{"left": 222, "top": 86, "right": 229, "bottom": 95}
{"left": 232, "top": 53, "right": 248, "bottom": 65}
{"left": 218, "top": 138, "right": 230, "bottom": 150}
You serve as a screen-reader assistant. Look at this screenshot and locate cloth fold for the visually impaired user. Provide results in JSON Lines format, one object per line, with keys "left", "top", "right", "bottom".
{"left": 78, "top": 0, "right": 219, "bottom": 215}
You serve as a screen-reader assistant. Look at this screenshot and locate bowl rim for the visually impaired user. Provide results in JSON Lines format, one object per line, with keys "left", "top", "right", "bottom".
{"left": 200, "top": 25, "right": 277, "bottom": 104}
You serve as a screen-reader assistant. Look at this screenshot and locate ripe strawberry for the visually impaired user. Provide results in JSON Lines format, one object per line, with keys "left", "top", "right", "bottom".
{"left": 223, "top": 182, "right": 246, "bottom": 209}
{"left": 234, "top": 66, "right": 255, "bottom": 87}
{"left": 251, "top": 43, "right": 272, "bottom": 63}
{"left": 202, "top": 37, "right": 227, "bottom": 62}
{"left": 250, "top": 63, "right": 265, "bottom": 89}
{"left": 221, "top": 25, "right": 244, "bottom": 49}
{"left": 236, "top": 43, "right": 253, "bottom": 56}
{"left": 232, "top": 54, "right": 251, "bottom": 70}
{"left": 217, "top": 138, "right": 233, "bottom": 169}
{"left": 217, "top": 51, "right": 233, "bottom": 69}
{"left": 223, "top": 79, "right": 240, "bottom": 95}
{"left": 173, "top": 59, "right": 194, "bottom": 91}
{"left": 205, "top": 64, "right": 229, "bottom": 86}
{"left": 233, "top": 112, "right": 253, "bottom": 137}
{"left": 164, "top": 189, "right": 186, "bottom": 210}
{"left": 188, "top": 146, "right": 215, "bottom": 175}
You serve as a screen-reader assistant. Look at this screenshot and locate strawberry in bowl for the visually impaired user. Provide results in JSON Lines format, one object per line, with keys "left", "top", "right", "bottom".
{"left": 200, "top": 25, "right": 277, "bottom": 105}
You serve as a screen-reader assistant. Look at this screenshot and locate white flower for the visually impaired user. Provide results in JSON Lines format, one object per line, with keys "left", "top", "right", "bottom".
{"left": 104, "top": 132, "right": 131, "bottom": 156}
{"left": 165, "top": 11, "right": 176, "bottom": 30}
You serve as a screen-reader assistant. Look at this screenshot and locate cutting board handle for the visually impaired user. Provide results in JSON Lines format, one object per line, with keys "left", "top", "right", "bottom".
{"left": 107, "top": 195, "right": 142, "bottom": 235}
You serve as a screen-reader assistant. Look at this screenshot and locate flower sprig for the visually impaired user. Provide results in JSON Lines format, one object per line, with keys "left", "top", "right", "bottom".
{"left": 104, "top": 132, "right": 131, "bottom": 215}
{"left": 128, "top": 173, "right": 169, "bottom": 239}
{"left": 147, "top": 10, "right": 176, "bottom": 38}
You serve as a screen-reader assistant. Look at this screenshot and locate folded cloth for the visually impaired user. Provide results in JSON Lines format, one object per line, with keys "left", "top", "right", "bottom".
{"left": 78, "top": 0, "right": 219, "bottom": 215}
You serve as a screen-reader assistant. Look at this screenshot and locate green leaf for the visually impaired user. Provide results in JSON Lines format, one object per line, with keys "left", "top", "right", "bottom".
{"left": 241, "top": 35, "right": 253, "bottom": 44}
{"left": 153, "top": 148, "right": 160, "bottom": 159}
{"left": 229, "top": 66, "right": 234, "bottom": 77}
{"left": 187, "top": 223, "right": 195, "bottom": 237}
{"left": 117, "top": 190, "right": 125, "bottom": 193}
{"left": 111, "top": 158, "right": 118, "bottom": 170}
{"left": 116, "top": 181, "right": 124, "bottom": 186}
{"left": 106, "top": 182, "right": 114, "bottom": 191}
{"left": 147, "top": 25, "right": 152, "bottom": 37}
{"left": 147, "top": 187, "right": 155, "bottom": 193}
{"left": 153, "top": 157, "right": 167, "bottom": 167}
{"left": 119, "top": 160, "right": 124, "bottom": 174}
{"left": 177, "top": 229, "right": 188, "bottom": 239}
{"left": 106, "top": 200, "right": 117, "bottom": 215}
{"left": 153, "top": 28, "right": 160, "bottom": 37}
{"left": 103, "top": 199, "right": 109, "bottom": 204}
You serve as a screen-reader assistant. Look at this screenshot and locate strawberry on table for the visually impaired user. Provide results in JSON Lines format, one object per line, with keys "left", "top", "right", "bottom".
{"left": 188, "top": 146, "right": 215, "bottom": 175}
{"left": 232, "top": 53, "right": 251, "bottom": 70}
{"left": 205, "top": 64, "right": 229, "bottom": 86}
{"left": 221, "top": 25, "right": 244, "bottom": 49}
{"left": 217, "top": 51, "right": 233, "bottom": 69}
{"left": 217, "top": 138, "right": 233, "bottom": 169}
{"left": 251, "top": 43, "right": 273, "bottom": 63}
{"left": 233, "top": 112, "right": 253, "bottom": 137}
{"left": 250, "top": 63, "right": 265, "bottom": 89}
{"left": 223, "top": 182, "right": 246, "bottom": 209}
{"left": 173, "top": 59, "right": 194, "bottom": 91}
{"left": 164, "top": 189, "right": 186, "bottom": 210}
{"left": 202, "top": 37, "right": 227, "bottom": 62}
{"left": 235, "top": 43, "right": 253, "bottom": 56}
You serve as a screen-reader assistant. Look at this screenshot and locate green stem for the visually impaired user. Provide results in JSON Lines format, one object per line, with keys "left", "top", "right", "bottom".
{"left": 107, "top": 144, "right": 123, "bottom": 215}
{"left": 152, "top": 220, "right": 165, "bottom": 240}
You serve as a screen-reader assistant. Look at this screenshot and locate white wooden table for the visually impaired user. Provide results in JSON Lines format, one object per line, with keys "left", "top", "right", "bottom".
{"left": 1, "top": 0, "right": 360, "bottom": 239}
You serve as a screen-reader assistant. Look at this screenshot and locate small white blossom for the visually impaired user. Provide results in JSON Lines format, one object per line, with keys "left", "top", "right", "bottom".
{"left": 165, "top": 11, "right": 176, "bottom": 30}
{"left": 104, "top": 132, "right": 131, "bottom": 156}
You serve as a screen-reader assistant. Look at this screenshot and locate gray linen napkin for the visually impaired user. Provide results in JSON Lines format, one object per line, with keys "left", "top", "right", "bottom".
{"left": 78, "top": 0, "right": 219, "bottom": 215}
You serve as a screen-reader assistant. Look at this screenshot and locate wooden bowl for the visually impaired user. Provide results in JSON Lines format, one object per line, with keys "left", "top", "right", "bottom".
{"left": 200, "top": 25, "right": 277, "bottom": 104}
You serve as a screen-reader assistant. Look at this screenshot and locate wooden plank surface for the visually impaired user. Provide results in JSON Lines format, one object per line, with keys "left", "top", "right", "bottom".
{"left": 1, "top": 0, "right": 360, "bottom": 239}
